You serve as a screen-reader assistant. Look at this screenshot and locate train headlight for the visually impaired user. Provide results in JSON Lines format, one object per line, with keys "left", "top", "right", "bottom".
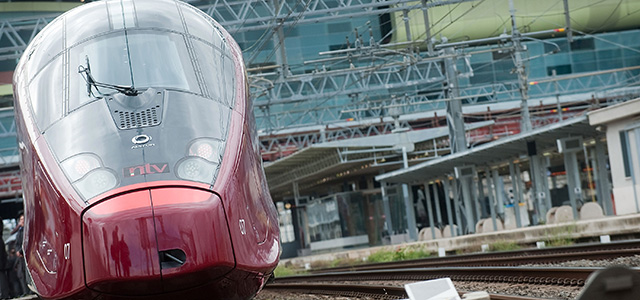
{"left": 61, "top": 153, "right": 101, "bottom": 182}
{"left": 175, "top": 157, "right": 217, "bottom": 183}
{"left": 74, "top": 168, "right": 118, "bottom": 200}
{"left": 187, "top": 138, "right": 223, "bottom": 163}
{"left": 61, "top": 153, "right": 118, "bottom": 201}
{"left": 176, "top": 138, "right": 224, "bottom": 184}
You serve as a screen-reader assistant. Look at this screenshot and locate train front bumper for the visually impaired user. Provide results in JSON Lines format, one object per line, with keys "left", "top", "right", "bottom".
{"left": 81, "top": 187, "right": 234, "bottom": 296}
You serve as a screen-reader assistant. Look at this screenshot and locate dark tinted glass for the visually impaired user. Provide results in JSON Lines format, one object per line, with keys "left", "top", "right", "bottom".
{"left": 26, "top": 19, "right": 64, "bottom": 81}
{"left": 193, "top": 39, "right": 237, "bottom": 107}
{"left": 68, "top": 30, "right": 199, "bottom": 111}
{"left": 65, "top": 1, "right": 110, "bottom": 47}
{"left": 134, "top": 0, "right": 185, "bottom": 33}
{"left": 28, "top": 56, "right": 64, "bottom": 132}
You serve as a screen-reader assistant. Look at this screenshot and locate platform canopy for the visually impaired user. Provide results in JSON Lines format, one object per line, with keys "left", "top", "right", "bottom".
{"left": 264, "top": 121, "right": 494, "bottom": 197}
{"left": 375, "top": 115, "right": 600, "bottom": 184}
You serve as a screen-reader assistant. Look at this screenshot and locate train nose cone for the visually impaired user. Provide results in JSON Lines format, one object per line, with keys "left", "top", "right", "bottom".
{"left": 150, "top": 187, "right": 235, "bottom": 292}
{"left": 82, "top": 187, "right": 234, "bottom": 296}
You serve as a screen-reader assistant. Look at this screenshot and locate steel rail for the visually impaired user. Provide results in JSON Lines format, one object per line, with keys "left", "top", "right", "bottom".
{"left": 265, "top": 283, "right": 547, "bottom": 300}
{"left": 312, "top": 240, "right": 640, "bottom": 273}
{"left": 275, "top": 267, "right": 619, "bottom": 287}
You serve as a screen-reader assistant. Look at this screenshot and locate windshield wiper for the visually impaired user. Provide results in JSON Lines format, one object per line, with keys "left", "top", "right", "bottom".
{"left": 78, "top": 56, "right": 139, "bottom": 97}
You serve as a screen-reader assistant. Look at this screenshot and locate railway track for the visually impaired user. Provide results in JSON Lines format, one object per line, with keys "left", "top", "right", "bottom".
{"left": 265, "top": 267, "right": 640, "bottom": 300}
{"left": 274, "top": 267, "right": 601, "bottom": 286}
{"left": 312, "top": 239, "right": 640, "bottom": 273}
{"left": 265, "top": 283, "right": 544, "bottom": 300}
{"left": 264, "top": 266, "right": 640, "bottom": 299}
{"left": 263, "top": 240, "right": 640, "bottom": 299}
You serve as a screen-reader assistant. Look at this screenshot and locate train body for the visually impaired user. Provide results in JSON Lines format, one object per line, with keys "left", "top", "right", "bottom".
{"left": 12, "top": 0, "right": 280, "bottom": 299}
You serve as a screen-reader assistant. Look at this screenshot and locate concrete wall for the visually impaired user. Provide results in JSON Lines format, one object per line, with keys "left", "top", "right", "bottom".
{"left": 604, "top": 118, "right": 640, "bottom": 215}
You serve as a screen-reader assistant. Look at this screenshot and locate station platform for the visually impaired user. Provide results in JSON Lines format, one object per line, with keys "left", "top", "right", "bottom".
{"left": 280, "top": 213, "right": 640, "bottom": 269}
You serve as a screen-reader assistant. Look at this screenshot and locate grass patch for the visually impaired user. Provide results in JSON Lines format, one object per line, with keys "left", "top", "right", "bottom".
{"left": 366, "top": 247, "right": 432, "bottom": 263}
{"left": 489, "top": 240, "right": 521, "bottom": 252}
{"left": 273, "top": 265, "right": 306, "bottom": 277}
{"left": 545, "top": 224, "right": 577, "bottom": 247}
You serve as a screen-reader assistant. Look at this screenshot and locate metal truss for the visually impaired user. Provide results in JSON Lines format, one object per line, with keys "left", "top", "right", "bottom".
{"left": 0, "top": 16, "right": 52, "bottom": 61}
{"left": 261, "top": 120, "right": 409, "bottom": 154}
{"left": 528, "top": 68, "right": 640, "bottom": 97}
{"left": 0, "top": 0, "right": 475, "bottom": 63}
{"left": 253, "top": 58, "right": 447, "bottom": 130}
{"left": 266, "top": 149, "right": 341, "bottom": 189}
{"left": 193, "top": 0, "right": 476, "bottom": 33}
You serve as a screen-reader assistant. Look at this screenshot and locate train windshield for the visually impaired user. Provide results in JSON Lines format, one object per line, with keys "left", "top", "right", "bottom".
{"left": 40, "top": 29, "right": 237, "bottom": 203}
{"left": 69, "top": 30, "right": 199, "bottom": 111}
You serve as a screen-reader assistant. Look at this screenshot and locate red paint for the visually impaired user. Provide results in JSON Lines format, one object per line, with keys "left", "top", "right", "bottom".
{"left": 82, "top": 190, "right": 162, "bottom": 295}
{"left": 13, "top": 1, "right": 280, "bottom": 299}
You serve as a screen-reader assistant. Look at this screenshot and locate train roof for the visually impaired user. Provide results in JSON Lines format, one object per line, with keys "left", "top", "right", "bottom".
{"left": 19, "top": 0, "right": 232, "bottom": 77}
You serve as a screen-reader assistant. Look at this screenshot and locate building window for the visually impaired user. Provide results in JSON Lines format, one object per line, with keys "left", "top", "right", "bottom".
{"left": 620, "top": 131, "right": 632, "bottom": 178}
{"left": 570, "top": 38, "right": 595, "bottom": 51}
{"left": 547, "top": 65, "right": 572, "bottom": 76}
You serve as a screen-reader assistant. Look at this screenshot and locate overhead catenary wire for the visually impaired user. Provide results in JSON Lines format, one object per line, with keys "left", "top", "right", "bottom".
{"left": 243, "top": 0, "right": 640, "bottom": 132}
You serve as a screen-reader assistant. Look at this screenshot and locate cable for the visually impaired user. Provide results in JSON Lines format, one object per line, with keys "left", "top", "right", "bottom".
{"left": 248, "top": 0, "right": 312, "bottom": 66}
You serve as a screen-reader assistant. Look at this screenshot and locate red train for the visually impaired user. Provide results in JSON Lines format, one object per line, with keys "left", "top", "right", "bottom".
{"left": 12, "top": 0, "right": 280, "bottom": 299}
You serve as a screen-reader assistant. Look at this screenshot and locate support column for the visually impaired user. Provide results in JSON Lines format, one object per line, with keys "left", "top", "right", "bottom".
{"left": 293, "top": 181, "right": 300, "bottom": 205}
{"left": 444, "top": 47, "right": 467, "bottom": 154}
{"left": 423, "top": 183, "right": 437, "bottom": 239}
{"left": 562, "top": 0, "right": 573, "bottom": 42}
{"left": 460, "top": 176, "right": 475, "bottom": 233}
{"left": 563, "top": 151, "right": 582, "bottom": 220}
{"left": 272, "top": 0, "right": 288, "bottom": 78}
{"left": 420, "top": 0, "right": 434, "bottom": 56}
{"left": 631, "top": 129, "right": 640, "bottom": 213}
{"left": 402, "top": 147, "right": 418, "bottom": 241}
{"left": 595, "top": 138, "right": 613, "bottom": 215}
{"left": 452, "top": 178, "right": 463, "bottom": 235}
{"left": 528, "top": 141, "right": 546, "bottom": 224}
{"left": 509, "top": 0, "right": 532, "bottom": 132}
{"left": 293, "top": 181, "right": 309, "bottom": 249}
{"left": 544, "top": 156, "right": 553, "bottom": 213}
{"left": 477, "top": 173, "right": 486, "bottom": 219}
{"left": 381, "top": 181, "right": 394, "bottom": 235}
{"left": 433, "top": 182, "right": 443, "bottom": 226}
{"left": 485, "top": 168, "right": 498, "bottom": 231}
{"left": 493, "top": 169, "right": 506, "bottom": 216}
{"left": 509, "top": 161, "right": 522, "bottom": 228}
{"left": 443, "top": 178, "right": 456, "bottom": 237}
{"left": 515, "top": 163, "right": 527, "bottom": 226}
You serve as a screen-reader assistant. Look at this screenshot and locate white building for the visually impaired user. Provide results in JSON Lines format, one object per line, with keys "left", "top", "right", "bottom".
{"left": 589, "top": 98, "right": 640, "bottom": 215}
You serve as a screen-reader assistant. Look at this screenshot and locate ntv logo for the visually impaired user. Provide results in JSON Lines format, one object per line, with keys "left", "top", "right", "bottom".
{"left": 124, "top": 163, "right": 169, "bottom": 177}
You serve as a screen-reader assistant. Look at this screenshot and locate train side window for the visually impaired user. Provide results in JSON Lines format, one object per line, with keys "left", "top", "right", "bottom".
{"left": 26, "top": 19, "right": 64, "bottom": 83}
{"left": 28, "top": 56, "right": 64, "bottom": 132}
{"left": 192, "top": 39, "right": 236, "bottom": 107}
{"left": 134, "top": 0, "right": 185, "bottom": 34}
{"left": 180, "top": 3, "right": 224, "bottom": 50}
{"left": 222, "top": 56, "right": 236, "bottom": 108}
{"left": 64, "top": 1, "right": 110, "bottom": 48}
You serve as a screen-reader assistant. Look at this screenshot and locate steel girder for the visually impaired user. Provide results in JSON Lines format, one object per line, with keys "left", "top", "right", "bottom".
{"left": 260, "top": 120, "right": 409, "bottom": 153}
{"left": 195, "top": 0, "right": 477, "bottom": 33}
{"left": 0, "top": 16, "right": 51, "bottom": 61}
{"left": 0, "top": 0, "right": 475, "bottom": 62}
{"left": 253, "top": 58, "right": 447, "bottom": 130}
